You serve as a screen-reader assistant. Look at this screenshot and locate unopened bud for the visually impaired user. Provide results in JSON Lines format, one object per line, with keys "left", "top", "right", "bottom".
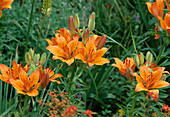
{"left": 68, "top": 15, "right": 76, "bottom": 35}
{"left": 97, "top": 35, "right": 107, "bottom": 49}
{"left": 139, "top": 52, "right": 144, "bottom": 65}
{"left": 146, "top": 51, "right": 151, "bottom": 62}
{"left": 40, "top": 72, "right": 50, "bottom": 89}
{"left": 88, "top": 19, "right": 95, "bottom": 32}
{"left": 73, "top": 14, "right": 80, "bottom": 29}
{"left": 82, "top": 28, "right": 90, "bottom": 45}
{"left": 33, "top": 54, "right": 40, "bottom": 65}
{"left": 160, "top": 74, "right": 166, "bottom": 81}
{"left": 40, "top": 53, "right": 47, "bottom": 65}
{"left": 126, "top": 67, "right": 134, "bottom": 82}
{"left": 146, "top": 51, "right": 153, "bottom": 67}
{"left": 29, "top": 48, "right": 34, "bottom": 60}
{"left": 25, "top": 52, "right": 32, "bottom": 66}
{"left": 88, "top": 12, "right": 95, "bottom": 29}
{"left": 134, "top": 54, "right": 139, "bottom": 68}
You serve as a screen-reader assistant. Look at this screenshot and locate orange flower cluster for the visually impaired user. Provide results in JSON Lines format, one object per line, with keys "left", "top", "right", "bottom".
{"left": 0, "top": 60, "right": 62, "bottom": 96}
{"left": 146, "top": 0, "right": 170, "bottom": 39}
{"left": 46, "top": 28, "right": 110, "bottom": 67}
{"left": 61, "top": 105, "right": 78, "bottom": 117}
{"left": 39, "top": 90, "right": 93, "bottom": 117}
{"left": 112, "top": 55, "right": 169, "bottom": 98}
{"left": 0, "top": 0, "right": 14, "bottom": 18}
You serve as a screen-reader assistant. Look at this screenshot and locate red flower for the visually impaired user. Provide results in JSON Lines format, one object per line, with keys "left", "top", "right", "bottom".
{"left": 83, "top": 110, "right": 93, "bottom": 117}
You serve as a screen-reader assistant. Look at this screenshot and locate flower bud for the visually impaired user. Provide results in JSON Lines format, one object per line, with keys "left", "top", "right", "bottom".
{"left": 160, "top": 74, "right": 166, "bottom": 81}
{"left": 146, "top": 51, "right": 151, "bottom": 62}
{"left": 40, "top": 72, "right": 50, "bottom": 89}
{"left": 25, "top": 52, "right": 32, "bottom": 66}
{"left": 88, "top": 12, "right": 95, "bottom": 29}
{"left": 126, "top": 67, "right": 134, "bottom": 82}
{"left": 88, "top": 19, "right": 95, "bottom": 32}
{"left": 82, "top": 28, "right": 90, "bottom": 45}
{"left": 68, "top": 15, "right": 76, "bottom": 35}
{"left": 97, "top": 35, "right": 107, "bottom": 49}
{"left": 40, "top": 53, "right": 47, "bottom": 65}
{"left": 146, "top": 51, "right": 153, "bottom": 67}
{"left": 29, "top": 48, "right": 34, "bottom": 60}
{"left": 139, "top": 52, "right": 144, "bottom": 65}
{"left": 134, "top": 54, "right": 139, "bottom": 68}
{"left": 33, "top": 54, "right": 40, "bottom": 65}
{"left": 73, "top": 14, "right": 80, "bottom": 29}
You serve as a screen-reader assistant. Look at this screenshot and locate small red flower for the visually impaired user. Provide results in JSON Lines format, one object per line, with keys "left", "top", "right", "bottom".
{"left": 147, "top": 92, "right": 159, "bottom": 102}
{"left": 162, "top": 105, "right": 170, "bottom": 112}
{"left": 83, "top": 110, "right": 93, "bottom": 117}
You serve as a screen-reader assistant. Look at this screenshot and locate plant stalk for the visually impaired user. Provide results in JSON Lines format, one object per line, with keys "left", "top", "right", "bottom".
{"left": 155, "top": 40, "right": 166, "bottom": 64}
{"left": 35, "top": 3, "right": 48, "bottom": 51}
{"left": 130, "top": 93, "right": 138, "bottom": 117}
{"left": 25, "top": 0, "right": 35, "bottom": 55}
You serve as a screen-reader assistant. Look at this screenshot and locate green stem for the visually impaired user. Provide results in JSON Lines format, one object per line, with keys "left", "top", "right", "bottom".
{"left": 22, "top": 96, "right": 30, "bottom": 115}
{"left": 155, "top": 41, "right": 166, "bottom": 64}
{"left": 130, "top": 93, "right": 138, "bottom": 117}
{"left": 68, "top": 62, "right": 77, "bottom": 94}
{"left": 130, "top": 26, "right": 137, "bottom": 54}
{"left": 88, "top": 68, "right": 98, "bottom": 97}
{"left": 35, "top": 4, "right": 48, "bottom": 51}
{"left": 24, "top": 0, "right": 35, "bottom": 55}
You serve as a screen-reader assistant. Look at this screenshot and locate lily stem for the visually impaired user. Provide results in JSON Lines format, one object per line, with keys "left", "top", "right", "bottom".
{"left": 24, "top": 0, "right": 35, "bottom": 56}
{"left": 35, "top": 2, "right": 48, "bottom": 51}
{"left": 130, "top": 93, "right": 138, "bottom": 117}
{"left": 22, "top": 95, "right": 30, "bottom": 115}
{"left": 68, "top": 62, "right": 77, "bottom": 95}
{"left": 155, "top": 40, "right": 166, "bottom": 64}
{"left": 88, "top": 68, "right": 98, "bottom": 97}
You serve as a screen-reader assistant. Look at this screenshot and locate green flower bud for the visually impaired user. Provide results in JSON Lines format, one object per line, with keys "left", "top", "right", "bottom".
{"left": 25, "top": 52, "right": 32, "bottom": 65}
{"left": 33, "top": 54, "right": 40, "bottom": 65}
{"left": 146, "top": 52, "right": 153, "bottom": 67}
{"left": 73, "top": 14, "right": 80, "bottom": 29}
{"left": 134, "top": 54, "right": 139, "bottom": 68}
{"left": 29, "top": 48, "right": 34, "bottom": 60}
{"left": 40, "top": 53, "right": 47, "bottom": 65}
{"left": 88, "top": 19, "right": 95, "bottom": 32}
{"left": 88, "top": 12, "right": 95, "bottom": 29}
{"left": 139, "top": 52, "right": 144, "bottom": 65}
{"left": 146, "top": 51, "right": 151, "bottom": 62}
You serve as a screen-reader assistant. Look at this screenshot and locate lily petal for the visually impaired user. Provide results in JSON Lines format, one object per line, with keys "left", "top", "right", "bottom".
{"left": 150, "top": 80, "right": 169, "bottom": 89}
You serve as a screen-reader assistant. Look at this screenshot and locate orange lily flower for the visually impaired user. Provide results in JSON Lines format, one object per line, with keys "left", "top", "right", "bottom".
{"left": 0, "top": 0, "right": 14, "bottom": 18}
{"left": 112, "top": 57, "right": 135, "bottom": 77}
{"left": 146, "top": 0, "right": 164, "bottom": 39}
{"left": 75, "top": 36, "right": 110, "bottom": 67}
{"left": 46, "top": 28, "right": 80, "bottom": 66}
{"left": 135, "top": 66, "right": 169, "bottom": 96}
{"left": 10, "top": 69, "right": 40, "bottom": 96}
{"left": 165, "top": 0, "right": 170, "bottom": 10}
{"left": 39, "top": 66, "right": 63, "bottom": 89}
{"left": 0, "top": 60, "right": 23, "bottom": 83}
{"left": 159, "top": 12, "right": 170, "bottom": 35}
{"left": 146, "top": 0, "right": 164, "bottom": 20}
